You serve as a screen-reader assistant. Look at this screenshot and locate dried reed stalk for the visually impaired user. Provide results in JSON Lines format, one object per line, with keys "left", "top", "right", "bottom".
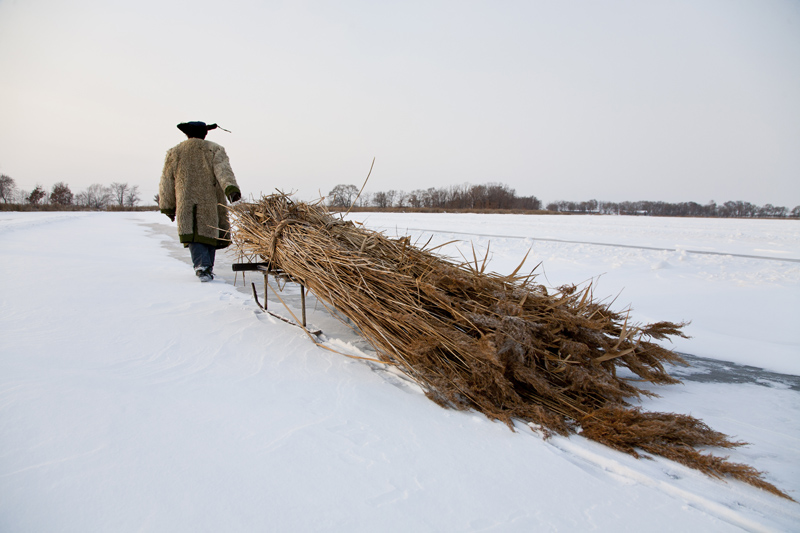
{"left": 229, "top": 193, "right": 790, "bottom": 500}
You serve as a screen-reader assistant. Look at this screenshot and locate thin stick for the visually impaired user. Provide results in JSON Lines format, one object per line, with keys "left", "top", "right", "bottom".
{"left": 344, "top": 157, "right": 375, "bottom": 218}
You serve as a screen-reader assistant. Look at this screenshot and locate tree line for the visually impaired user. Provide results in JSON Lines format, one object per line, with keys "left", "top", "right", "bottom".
{"left": 545, "top": 199, "right": 800, "bottom": 218}
{"left": 324, "top": 181, "right": 798, "bottom": 218}
{"left": 328, "top": 183, "right": 542, "bottom": 211}
{"left": 0, "top": 175, "right": 143, "bottom": 209}
{"left": 3, "top": 173, "right": 797, "bottom": 218}
{"left": 327, "top": 182, "right": 800, "bottom": 218}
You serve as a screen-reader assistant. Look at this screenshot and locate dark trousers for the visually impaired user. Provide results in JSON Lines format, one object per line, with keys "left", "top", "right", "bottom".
{"left": 188, "top": 242, "right": 216, "bottom": 273}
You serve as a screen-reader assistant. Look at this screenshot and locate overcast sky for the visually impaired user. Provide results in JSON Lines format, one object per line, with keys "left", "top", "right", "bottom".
{"left": 1, "top": 0, "right": 799, "bottom": 207}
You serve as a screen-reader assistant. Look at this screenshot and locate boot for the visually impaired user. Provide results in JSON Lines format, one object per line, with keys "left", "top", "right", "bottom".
{"left": 197, "top": 268, "right": 214, "bottom": 282}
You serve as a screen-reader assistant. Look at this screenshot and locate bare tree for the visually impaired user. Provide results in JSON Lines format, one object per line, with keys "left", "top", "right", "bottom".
{"left": 446, "top": 183, "right": 469, "bottom": 208}
{"left": 356, "top": 191, "right": 371, "bottom": 207}
{"left": 407, "top": 190, "right": 423, "bottom": 208}
{"left": 426, "top": 187, "right": 448, "bottom": 208}
{"left": 372, "top": 191, "right": 389, "bottom": 208}
{"left": 385, "top": 189, "right": 397, "bottom": 207}
{"left": 109, "top": 182, "right": 129, "bottom": 206}
{"left": 327, "top": 184, "right": 359, "bottom": 208}
{"left": 0, "top": 174, "right": 16, "bottom": 203}
{"left": 124, "top": 185, "right": 140, "bottom": 207}
{"left": 78, "top": 184, "right": 112, "bottom": 209}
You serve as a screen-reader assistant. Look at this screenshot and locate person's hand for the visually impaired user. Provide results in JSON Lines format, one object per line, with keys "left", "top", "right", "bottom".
{"left": 165, "top": 212, "right": 175, "bottom": 222}
{"left": 229, "top": 191, "right": 242, "bottom": 203}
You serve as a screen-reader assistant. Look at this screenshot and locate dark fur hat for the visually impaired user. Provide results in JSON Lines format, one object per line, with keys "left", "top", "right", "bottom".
{"left": 177, "top": 121, "right": 219, "bottom": 139}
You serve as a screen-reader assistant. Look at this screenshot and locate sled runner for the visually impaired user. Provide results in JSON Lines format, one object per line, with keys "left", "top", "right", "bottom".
{"left": 232, "top": 262, "right": 321, "bottom": 336}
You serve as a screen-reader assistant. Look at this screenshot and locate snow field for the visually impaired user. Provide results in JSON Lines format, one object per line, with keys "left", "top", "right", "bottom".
{"left": 0, "top": 211, "right": 798, "bottom": 532}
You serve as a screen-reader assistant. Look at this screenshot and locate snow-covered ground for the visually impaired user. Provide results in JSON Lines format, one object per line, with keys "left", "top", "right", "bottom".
{"left": 1, "top": 211, "right": 798, "bottom": 532}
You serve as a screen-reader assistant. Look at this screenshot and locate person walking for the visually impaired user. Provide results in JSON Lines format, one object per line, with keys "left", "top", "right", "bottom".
{"left": 159, "top": 121, "right": 242, "bottom": 282}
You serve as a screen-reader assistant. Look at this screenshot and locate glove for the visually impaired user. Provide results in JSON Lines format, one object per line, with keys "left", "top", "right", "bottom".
{"left": 168, "top": 214, "right": 175, "bottom": 222}
{"left": 229, "top": 191, "right": 242, "bottom": 203}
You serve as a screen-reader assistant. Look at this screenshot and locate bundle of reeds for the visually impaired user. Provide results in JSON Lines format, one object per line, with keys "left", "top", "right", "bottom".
{"left": 229, "top": 193, "right": 789, "bottom": 499}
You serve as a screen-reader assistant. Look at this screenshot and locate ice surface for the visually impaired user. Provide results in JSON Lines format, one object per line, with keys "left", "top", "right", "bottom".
{"left": 1, "top": 211, "right": 798, "bottom": 532}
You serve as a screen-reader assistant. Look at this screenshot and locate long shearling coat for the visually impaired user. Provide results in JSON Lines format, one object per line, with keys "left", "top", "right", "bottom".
{"left": 159, "top": 138, "right": 240, "bottom": 248}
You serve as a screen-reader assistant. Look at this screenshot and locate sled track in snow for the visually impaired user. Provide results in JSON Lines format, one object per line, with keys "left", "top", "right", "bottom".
{"left": 393, "top": 227, "right": 800, "bottom": 264}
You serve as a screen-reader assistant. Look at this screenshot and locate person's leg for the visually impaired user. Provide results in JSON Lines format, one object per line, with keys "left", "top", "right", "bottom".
{"left": 188, "top": 243, "right": 215, "bottom": 280}
{"left": 207, "top": 246, "right": 216, "bottom": 274}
